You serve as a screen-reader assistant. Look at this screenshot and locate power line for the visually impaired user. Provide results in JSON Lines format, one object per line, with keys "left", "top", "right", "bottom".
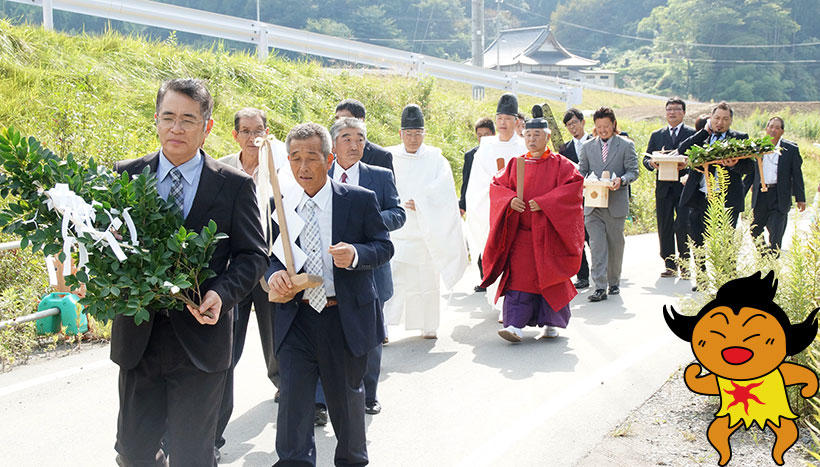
{"left": 552, "top": 18, "right": 820, "bottom": 49}
{"left": 497, "top": 2, "right": 820, "bottom": 49}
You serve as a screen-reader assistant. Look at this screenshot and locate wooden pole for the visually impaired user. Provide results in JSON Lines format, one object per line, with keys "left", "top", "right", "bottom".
{"left": 516, "top": 157, "right": 525, "bottom": 200}
{"left": 264, "top": 139, "right": 296, "bottom": 276}
{"left": 756, "top": 157, "right": 768, "bottom": 192}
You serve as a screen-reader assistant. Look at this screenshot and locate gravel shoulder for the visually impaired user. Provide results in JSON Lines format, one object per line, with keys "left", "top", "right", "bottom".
{"left": 577, "top": 363, "right": 816, "bottom": 467}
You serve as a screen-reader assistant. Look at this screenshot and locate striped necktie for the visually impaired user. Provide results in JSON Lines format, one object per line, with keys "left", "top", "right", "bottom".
{"left": 299, "top": 198, "right": 327, "bottom": 312}
{"left": 601, "top": 140, "right": 609, "bottom": 164}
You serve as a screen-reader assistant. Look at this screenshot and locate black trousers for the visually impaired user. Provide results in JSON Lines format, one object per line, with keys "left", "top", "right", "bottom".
{"left": 688, "top": 194, "right": 741, "bottom": 249}
{"left": 275, "top": 303, "right": 368, "bottom": 467}
{"left": 751, "top": 188, "right": 788, "bottom": 250}
{"left": 215, "top": 282, "right": 278, "bottom": 449}
{"left": 576, "top": 228, "right": 590, "bottom": 281}
{"left": 116, "top": 315, "right": 225, "bottom": 467}
{"left": 656, "top": 188, "right": 689, "bottom": 270}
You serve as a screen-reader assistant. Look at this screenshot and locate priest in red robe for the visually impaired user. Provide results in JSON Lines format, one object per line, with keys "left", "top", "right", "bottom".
{"left": 480, "top": 107, "right": 585, "bottom": 342}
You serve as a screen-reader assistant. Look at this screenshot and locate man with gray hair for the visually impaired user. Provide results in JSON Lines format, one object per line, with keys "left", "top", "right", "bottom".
{"left": 266, "top": 122, "right": 393, "bottom": 466}
{"left": 112, "top": 79, "right": 268, "bottom": 465}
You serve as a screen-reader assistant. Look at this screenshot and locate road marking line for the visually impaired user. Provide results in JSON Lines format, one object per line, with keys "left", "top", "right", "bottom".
{"left": 0, "top": 359, "right": 112, "bottom": 398}
{"left": 456, "top": 333, "right": 674, "bottom": 467}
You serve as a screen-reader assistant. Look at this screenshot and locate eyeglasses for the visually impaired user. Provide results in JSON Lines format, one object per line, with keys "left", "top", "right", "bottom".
{"left": 238, "top": 129, "right": 266, "bottom": 137}
{"left": 403, "top": 130, "right": 425, "bottom": 138}
{"left": 666, "top": 107, "right": 684, "bottom": 112}
{"left": 156, "top": 117, "right": 204, "bottom": 131}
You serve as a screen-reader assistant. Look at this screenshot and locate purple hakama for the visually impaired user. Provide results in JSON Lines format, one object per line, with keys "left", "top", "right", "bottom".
{"left": 502, "top": 290, "right": 571, "bottom": 329}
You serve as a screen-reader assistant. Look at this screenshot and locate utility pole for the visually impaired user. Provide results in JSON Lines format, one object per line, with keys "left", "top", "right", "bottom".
{"left": 471, "top": 0, "right": 485, "bottom": 100}
{"left": 495, "top": 0, "right": 504, "bottom": 71}
{"left": 42, "top": 0, "right": 54, "bottom": 30}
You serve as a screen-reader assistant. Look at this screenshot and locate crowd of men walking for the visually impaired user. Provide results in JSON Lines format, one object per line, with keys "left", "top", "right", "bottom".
{"left": 109, "top": 78, "right": 807, "bottom": 466}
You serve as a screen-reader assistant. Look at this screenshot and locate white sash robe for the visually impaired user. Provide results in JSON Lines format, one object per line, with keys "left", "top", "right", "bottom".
{"left": 384, "top": 143, "right": 468, "bottom": 332}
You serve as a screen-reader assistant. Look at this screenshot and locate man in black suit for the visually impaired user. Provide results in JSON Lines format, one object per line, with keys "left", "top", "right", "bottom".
{"left": 750, "top": 116, "right": 806, "bottom": 249}
{"left": 559, "top": 108, "right": 592, "bottom": 289}
{"left": 112, "top": 79, "right": 268, "bottom": 466}
{"left": 268, "top": 122, "right": 393, "bottom": 466}
{"left": 642, "top": 98, "right": 695, "bottom": 278}
{"left": 459, "top": 117, "right": 495, "bottom": 215}
{"left": 335, "top": 98, "right": 393, "bottom": 172}
{"left": 678, "top": 102, "right": 753, "bottom": 288}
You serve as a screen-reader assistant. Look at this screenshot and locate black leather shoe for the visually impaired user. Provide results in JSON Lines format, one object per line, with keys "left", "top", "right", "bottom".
{"left": 274, "top": 389, "right": 280, "bottom": 403}
{"left": 314, "top": 405, "right": 328, "bottom": 426}
{"left": 691, "top": 285, "right": 698, "bottom": 292}
{"left": 588, "top": 289, "right": 607, "bottom": 302}
{"left": 574, "top": 279, "right": 589, "bottom": 289}
{"left": 608, "top": 285, "right": 620, "bottom": 295}
{"left": 474, "top": 285, "right": 487, "bottom": 292}
{"left": 365, "top": 400, "right": 382, "bottom": 415}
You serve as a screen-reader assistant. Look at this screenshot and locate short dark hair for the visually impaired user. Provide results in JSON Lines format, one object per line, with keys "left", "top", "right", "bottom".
{"left": 768, "top": 116, "right": 785, "bottom": 131}
{"left": 474, "top": 117, "right": 495, "bottom": 134}
{"left": 156, "top": 78, "right": 213, "bottom": 122}
{"left": 712, "top": 101, "right": 734, "bottom": 118}
{"left": 234, "top": 108, "right": 267, "bottom": 131}
{"left": 563, "top": 108, "right": 584, "bottom": 125}
{"left": 592, "top": 106, "right": 616, "bottom": 124}
{"left": 665, "top": 97, "right": 686, "bottom": 112}
{"left": 335, "top": 99, "right": 367, "bottom": 120}
{"left": 285, "top": 122, "right": 332, "bottom": 157}
{"left": 694, "top": 113, "right": 710, "bottom": 131}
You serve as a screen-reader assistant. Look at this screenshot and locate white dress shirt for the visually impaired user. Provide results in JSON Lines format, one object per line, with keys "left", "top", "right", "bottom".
{"left": 762, "top": 138, "right": 781, "bottom": 185}
{"left": 297, "top": 178, "right": 359, "bottom": 296}
{"left": 573, "top": 133, "right": 589, "bottom": 155}
{"left": 699, "top": 132, "right": 728, "bottom": 194}
{"left": 298, "top": 179, "right": 335, "bottom": 296}
{"left": 332, "top": 160, "right": 361, "bottom": 186}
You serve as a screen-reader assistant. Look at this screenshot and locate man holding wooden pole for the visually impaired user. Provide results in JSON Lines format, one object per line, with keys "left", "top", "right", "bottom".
{"left": 481, "top": 107, "right": 584, "bottom": 342}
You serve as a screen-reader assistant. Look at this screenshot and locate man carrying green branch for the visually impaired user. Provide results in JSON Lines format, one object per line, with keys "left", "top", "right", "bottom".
{"left": 678, "top": 102, "right": 754, "bottom": 290}
{"left": 112, "top": 79, "right": 268, "bottom": 466}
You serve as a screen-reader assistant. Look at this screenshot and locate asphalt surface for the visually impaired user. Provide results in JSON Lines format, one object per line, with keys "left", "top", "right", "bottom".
{"left": 0, "top": 233, "right": 695, "bottom": 466}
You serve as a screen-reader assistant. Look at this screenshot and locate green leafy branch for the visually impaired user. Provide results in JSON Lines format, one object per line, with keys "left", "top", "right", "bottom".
{"left": 0, "top": 126, "right": 227, "bottom": 325}
{"left": 686, "top": 136, "right": 775, "bottom": 167}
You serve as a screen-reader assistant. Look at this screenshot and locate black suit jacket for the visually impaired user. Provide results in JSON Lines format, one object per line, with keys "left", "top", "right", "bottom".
{"left": 110, "top": 152, "right": 269, "bottom": 372}
{"left": 643, "top": 124, "right": 696, "bottom": 197}
{"left": 459, "top": 146, "right": 478, "bottom": 211}
{"left": 678, "top": 129, "right": 753, "bottom": 213}
{"left": 559, "top": 135, "right": 592, "bottom": 164}
{"left": 751, "top": 139, "right": 806, "bottom": 213}
{"left": 267, "top": 181, "right": 394, "bottom": 358}
{"left": 362, "top": 140, "right": 394, "bottom": 173}
{"left": 329, "top": 163, "right": 405, "bottom": 303}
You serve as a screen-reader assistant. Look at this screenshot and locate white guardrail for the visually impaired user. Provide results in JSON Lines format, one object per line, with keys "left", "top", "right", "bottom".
{"left": 7, "top": 0, "right": 668, "bottom": 105}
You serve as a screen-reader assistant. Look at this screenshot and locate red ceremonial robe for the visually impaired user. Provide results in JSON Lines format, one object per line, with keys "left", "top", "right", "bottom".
{"left": 480, "top": 151, "right": 584, "bottom": 311}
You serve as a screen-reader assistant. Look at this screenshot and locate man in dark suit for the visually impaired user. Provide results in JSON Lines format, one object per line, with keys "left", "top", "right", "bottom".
{"left": 112, "top": 79, "right": 268, "bottom": 466}
{"left": 335, "top": 98, "right": 393, "bottom": 172}
{"left": 459, "top": 117, "right": 495, "bottom": 215}
{"left": 268, "top": 122, "right": 393, "bottom": 466}
{"left": 642, "top": 97, "right": 695, "bottom": 278}
{"left": 559, "top": 108, "right": 593, "bottom": 289}
{"left": 750, "top": 116, "right": 806, "bottom": 249}
{"left": 322, "top": 117, "right": 405, "bottom": 417}
{"left": 678, "top": 102, "right": 753, "bottom": 290}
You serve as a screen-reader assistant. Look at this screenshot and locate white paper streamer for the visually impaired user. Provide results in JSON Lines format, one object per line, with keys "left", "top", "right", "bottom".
{"left": 45, "top": 255, "right": 58, "bottom": 286}
{"left": 44, "top": 183, "right": 132, "bottom": 273}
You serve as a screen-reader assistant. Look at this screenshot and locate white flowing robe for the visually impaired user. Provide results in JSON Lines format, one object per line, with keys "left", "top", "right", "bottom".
{"left": 384, "top": 143, "right": 468, "bottom": 331}
{"left": 464, "top": 134, "right": 527, "bottom": 257}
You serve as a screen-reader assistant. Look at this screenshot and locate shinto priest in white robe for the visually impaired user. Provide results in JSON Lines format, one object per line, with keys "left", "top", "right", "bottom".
{"left": 384, "top": 142, "right": 467, "bottom": 332}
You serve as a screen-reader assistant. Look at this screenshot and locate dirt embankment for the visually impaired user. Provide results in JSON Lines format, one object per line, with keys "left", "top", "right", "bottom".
{"left": 619, "top": 101, "right": 820, "bottom": 123}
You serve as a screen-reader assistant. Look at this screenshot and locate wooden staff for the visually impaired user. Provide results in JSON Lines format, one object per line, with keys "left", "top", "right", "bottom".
{"left": 516, "top": 156, "right": 525, "bottom": 200}
{"left": 257, "top": 137, "right": 322, "bottom": 303}
{"left": 756, "top": 157, "right": 768, "bottom": 192}
{"left": 496, "top": 158, "right": 505, "bottom": 171}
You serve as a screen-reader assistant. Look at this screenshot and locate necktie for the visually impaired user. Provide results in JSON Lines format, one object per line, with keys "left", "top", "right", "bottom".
{"left": 340, "top": 172, "right": 348, "bottom": 183}
{"left": 601, "top": 140, "right": 609, "bottom": 164}
{"left": 169, "top": 167, "right": 184, "bottom": 214}
{"left": 670, "top": 127, "right": 678, "bottom": 147}
{"left": 299, "top": 198, "right": 327, "bottom": 312}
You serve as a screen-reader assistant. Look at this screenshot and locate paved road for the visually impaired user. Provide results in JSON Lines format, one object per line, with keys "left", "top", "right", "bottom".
{"left": 0, "top": 233, "right": 694, "bottom": 466}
